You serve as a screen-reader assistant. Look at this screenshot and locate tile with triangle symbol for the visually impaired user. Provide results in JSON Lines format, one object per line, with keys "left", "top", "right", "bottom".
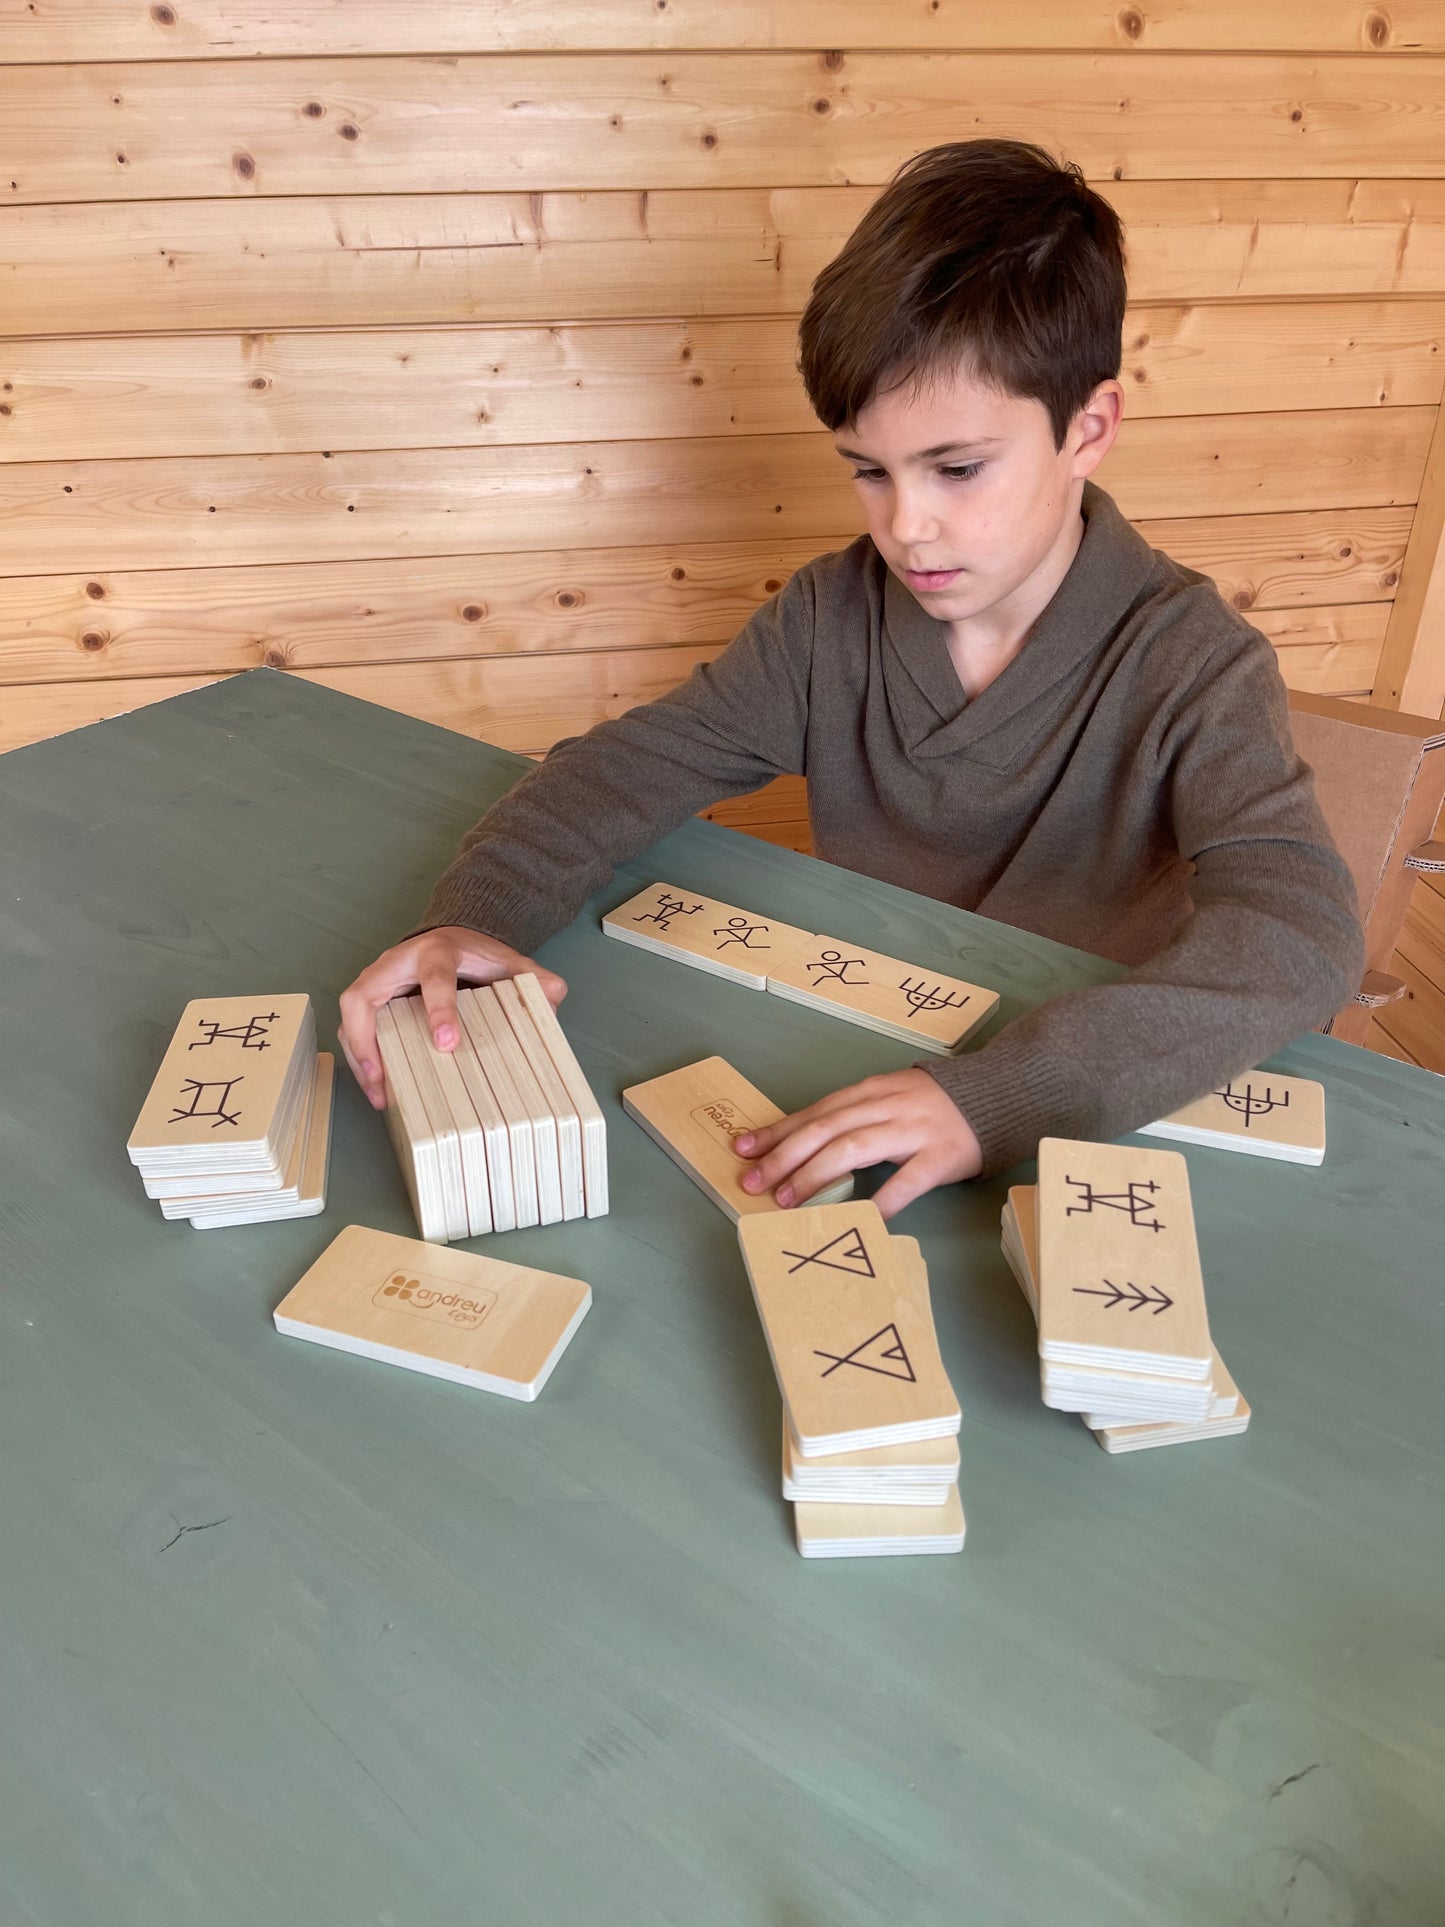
{"left": 738, "top": 1201, "right": 960, "bottom": 1455}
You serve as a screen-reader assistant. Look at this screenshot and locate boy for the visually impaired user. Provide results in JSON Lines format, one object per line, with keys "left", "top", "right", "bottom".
{"left": 338, "top": 139, "right": 1362, "bottom": 1218}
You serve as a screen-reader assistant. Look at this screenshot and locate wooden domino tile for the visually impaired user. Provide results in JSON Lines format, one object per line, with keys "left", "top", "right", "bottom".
{"left": 1036, "top": 1138, "right": 1212, "bottom": 1381}
{"left": 1138, "top": 1068, "right": 1325, "bottom": 1165}
{"left": 738, "top": 1201, "right": 959, "bottom": 1453}
{"left": 622, "top": 1055, "right": 852, "bottom": 1221}
{"left": 764, "top": 933, "right": 998, "bottom": 1054}
{"left": 603, "top": 881, "right": 814, "bottom": 990}
{"left": 273, "top": 1224, "right": 591, "bottom": 1401}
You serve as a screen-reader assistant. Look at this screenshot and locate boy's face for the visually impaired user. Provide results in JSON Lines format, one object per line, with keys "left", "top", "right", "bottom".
{"left": 833, "top": 363, "right": 1120, "bottom": 631}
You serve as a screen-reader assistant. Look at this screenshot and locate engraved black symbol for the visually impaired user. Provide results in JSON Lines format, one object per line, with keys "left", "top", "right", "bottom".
{"left": 782, "top": 1225, "right": 876, "bottom": 1278}
{"left": 169, "top": 1076, "right": 244, "bottom": 1128}
{"left": 634, "top": 893, "right": 704, "bottom": 931}
{"left": 898, "top": 976, "right": 972, "bottom": 1022}
{"left": 1215, "top": 1081, "right": 1291, "bottom": 1129}
{"left": 1065, "top": 1175, "right": 1165, "bottom": 1232}
{"left": 1072, "top": 1278, "right": 1174, "bottom": 1315}
{"left": 815, "top": 1321, "right": 917, "bottom": 1381}
{"left": 189, "top": 1010, "right": 281, "bottom": 1051}
{"left": 713, "top": 916, "right": 771, "bottom": 950}
{"left": 806, "top": 949, "right": 870, "bottom": 986}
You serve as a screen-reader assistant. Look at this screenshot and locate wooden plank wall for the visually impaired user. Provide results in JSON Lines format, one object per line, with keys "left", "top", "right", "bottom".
{"left": 3, "top": 3, "right": 1445, "bottom": 1065}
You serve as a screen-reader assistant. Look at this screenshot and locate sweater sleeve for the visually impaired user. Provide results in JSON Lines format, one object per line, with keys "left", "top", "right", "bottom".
{"left": 922, "top": 636, "right": 1365, "bottom": 1177}
{"left": 411, "top": 568, "right": 817, "bottom": 954}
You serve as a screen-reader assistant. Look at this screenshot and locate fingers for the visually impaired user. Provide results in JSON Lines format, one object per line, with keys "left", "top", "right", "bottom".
{"left": 870, "top": 1150, "right": 948, "bottom": 1222}
{"left": 740, "top": 1105, "right": 890, "bottom": 1201}
{"left": 768, "top": 1123, "right": 902, "bottom": 1209}
{"left": 417, "top": 959, "right": 463, "bottom": 1052}
{"left": 335, "top": 1021, "right": 386, "bottom": 1111}
{"left": 734, "top": 1078, "right": 886, "bottom": 1161}
{"left": 337, "top": 981, "right": 388, "bottom": 1108}
{"left": 338, "top": 929, "right": 571, "bottom": 1111}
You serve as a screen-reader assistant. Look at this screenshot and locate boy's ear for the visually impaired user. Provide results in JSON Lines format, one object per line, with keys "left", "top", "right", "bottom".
{"left": 1069, "top": 379, "right": 1125, "bottom": 482}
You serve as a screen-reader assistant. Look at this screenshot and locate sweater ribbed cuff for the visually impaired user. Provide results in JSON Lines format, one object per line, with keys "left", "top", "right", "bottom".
{"left": 405, "top": 874, "right": 561, "bottom": 957}
{"left": 921, "top": 1039, "right": 1076, "bottom": 1179}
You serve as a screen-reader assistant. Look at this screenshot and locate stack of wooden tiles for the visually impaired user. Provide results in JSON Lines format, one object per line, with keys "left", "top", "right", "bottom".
{"left": 738, "top": 1202, "right": 964, "bottom": 1557}
{"left": 375, "top": 973, "right": 607, "bottom": 1244}
{"left": 1001, "top": 1137, "right": 1250, "bottom": 1454}
{"left": 126, "top": 993, "right": 334, "bottom": 1228}
{"left": 604, "top": 880, "right": 999, "bottom": 1056}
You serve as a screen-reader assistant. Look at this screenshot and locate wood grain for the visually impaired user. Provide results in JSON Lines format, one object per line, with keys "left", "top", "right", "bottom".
{"left": 0, "top": 602, "right": 1388, "bottom": 758}
{"left": 4, "top": 301, "right": 1440, "bottom": 465}
{"left": 6, "top": 182, "right": 1445, "bottom": 338}
{"left": 0, "top": 412, "right": 1431, "bottom": 578}
{"left": 8, "top": 0, "right": 1444, "bottom": 61}
{"left": 1369, "top": 944, "right": 1445, "bottom": 1066}
{"left": 1373, "top": 398, "right": 1445, "bottom": 715}
{"left": 0, "top": 514, "right": 1408, "bottom": 689}
{"left": 6, "top": 54, "right": 1445, "bottom": 207}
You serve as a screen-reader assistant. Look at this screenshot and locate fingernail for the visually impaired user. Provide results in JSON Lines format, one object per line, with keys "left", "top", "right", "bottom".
{"left": 777, "top": 1185, "right": 794, "bottom": 1208}
{"left": 735, "top": 1132, "right": 754, "bottom": 1153}
{"left": 741, "top": 1170, "right": 761, "bottom": 1191}
{"left": 361, "top": 1060, "right": 376, "bottom": 1078}
{"left": 435, "top": 1025, "right": 457, "bottom": 1049}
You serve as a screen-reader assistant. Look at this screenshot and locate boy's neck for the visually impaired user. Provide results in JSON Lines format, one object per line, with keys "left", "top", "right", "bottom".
{"left": 942, "top": 501, "right": 1087, "bottom": 702}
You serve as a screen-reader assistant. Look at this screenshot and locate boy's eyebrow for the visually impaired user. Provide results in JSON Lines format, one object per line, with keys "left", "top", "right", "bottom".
{"left": 833, "top": 438, "right": 1003, "bottom": 463}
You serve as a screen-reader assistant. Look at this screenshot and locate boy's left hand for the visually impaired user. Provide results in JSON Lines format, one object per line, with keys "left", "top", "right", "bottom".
{"left": 734, "top": 1068, "right": 983, "bottom": 1220}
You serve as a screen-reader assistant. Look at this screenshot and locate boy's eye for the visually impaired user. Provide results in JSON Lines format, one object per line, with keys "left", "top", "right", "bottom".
{"left": 848, "top": 463, "right": 983, "bottom": 483}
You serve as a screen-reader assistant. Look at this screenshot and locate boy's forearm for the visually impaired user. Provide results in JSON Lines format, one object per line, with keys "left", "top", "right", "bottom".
{"left": 411, "top": 600, "right": 814, "bottom": 950}
{"left": 923, "top": 839, "right": 1364, "bottom": 1177}
{"left": 414, "top": 710, "right": 771, "bottom": 952}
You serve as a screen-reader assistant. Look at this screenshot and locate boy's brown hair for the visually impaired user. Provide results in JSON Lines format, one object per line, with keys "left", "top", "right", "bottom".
{"left": 797, "top": 139, "right": 1126, "bottom": 449}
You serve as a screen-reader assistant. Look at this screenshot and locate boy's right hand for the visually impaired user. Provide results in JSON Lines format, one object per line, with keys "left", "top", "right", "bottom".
{"left": 337, "top": 925, "right": 567, "bottom": 1110}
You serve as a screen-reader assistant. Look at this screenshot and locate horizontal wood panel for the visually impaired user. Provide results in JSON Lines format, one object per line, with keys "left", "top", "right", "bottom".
{"left": 296, "top": 645, "right": 726, "bottom": 753}
{"left": 1398, "top": 875, "right": 1445, "bottom": 993}
{"left": 6, "top": 55, "right": 1445, "bottom": 207}
{"left": 0, "top": 596, "right": 1385, "bottom": 755}
{"left": 8, "top": 1, "right": 1443, "bottom": 61}
{"left": 1363, "top": 1016, "right": 1421, "bottom": 1065}
{"left": 7, "top": 184, "right": 1445, "bottom": 339}
{"left": 0, "top": 411, "right": 1431, "bottom": 577}
{"left": 1371, "top": 948, "right": 1445, "bottom": 1066}
{"left": 0, "top": 511, "right": 1408, "bottom": 687}
{"left": 702, "top": 775, "right": 813, "bottom": 854}
{"left": 295, "top": 625, "right": 1386, "bottom": 748}
{"left": 4, "top": 302, "right": 1441, "bottom": 465}
{"left": 0, "top": 673, "right": 222, "bottom": 755}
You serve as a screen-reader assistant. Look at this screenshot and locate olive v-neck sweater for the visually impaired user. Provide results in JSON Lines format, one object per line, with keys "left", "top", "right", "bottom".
{"left": 415, "top": 481, "right": 1363, "bottom": 1176}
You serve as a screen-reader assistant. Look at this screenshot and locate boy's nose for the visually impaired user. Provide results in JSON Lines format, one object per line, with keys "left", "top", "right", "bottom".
{"left": 890, "top": 499, "right": 940, "bottom": 546}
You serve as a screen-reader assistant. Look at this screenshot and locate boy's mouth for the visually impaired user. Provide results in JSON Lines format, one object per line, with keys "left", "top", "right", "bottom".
{"left": 904, "top": 567, "right": 962, "bottom": 591}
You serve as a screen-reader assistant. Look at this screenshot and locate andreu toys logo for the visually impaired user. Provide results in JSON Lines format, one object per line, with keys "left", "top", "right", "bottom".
{"left": 373, "top": 1269, "right": 497, "bottom": 1330}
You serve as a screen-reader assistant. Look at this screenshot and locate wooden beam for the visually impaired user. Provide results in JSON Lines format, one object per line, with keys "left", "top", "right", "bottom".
{"left": 6, "top": 182, "right": 1445, "bottom": 338}
{"left": 5, "top": 54, "right": 1445, "bottom": 206}
{"left": 6, "top": 0, "right": 1445, "bottom": 62}
{"left": 1373, "top": 403, "right": 1445, "bottom": 718}
{"left": 0, "top": 411, "right": 1431, "bottom": 578}
{"left": 3, "top": 301, "right": 1441, "bottom": 466}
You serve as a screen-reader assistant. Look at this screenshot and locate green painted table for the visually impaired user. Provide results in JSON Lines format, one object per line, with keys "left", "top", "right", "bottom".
{"left": 2, "top": 671, "right": 1442, "bottom": 1927}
